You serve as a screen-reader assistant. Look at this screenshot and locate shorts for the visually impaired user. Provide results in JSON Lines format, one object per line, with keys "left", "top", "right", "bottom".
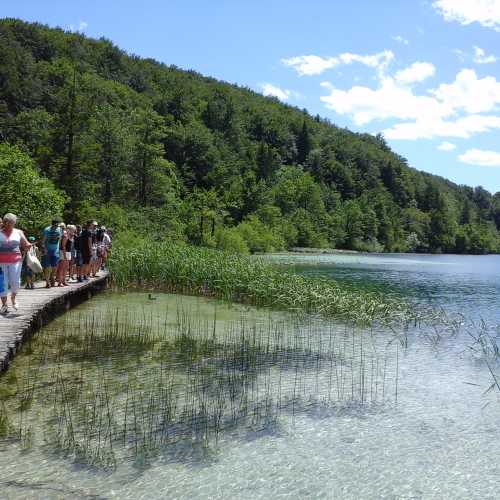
{"left": 82, "top": 253, "right": 91, "bottom": 265}
{"left": 22, "top": 261, "right": 34, "bottom": 278}
{"left": 42, "top": 253, "right": 60, "bottom": 268}
{"left": 75, "top": 251, "right": 83, "bottom": 267}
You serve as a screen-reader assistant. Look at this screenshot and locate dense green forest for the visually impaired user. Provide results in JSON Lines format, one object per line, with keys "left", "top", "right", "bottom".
{"left": 1, "top": 19, "right": 499, "bottom": 254}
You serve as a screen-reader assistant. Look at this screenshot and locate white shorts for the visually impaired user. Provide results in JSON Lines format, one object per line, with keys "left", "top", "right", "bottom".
{"left": 65, "top": 251, "right": 72, "bottom": 261}
{"left": 0, "top": 262, "right": 23, "bottom": 297}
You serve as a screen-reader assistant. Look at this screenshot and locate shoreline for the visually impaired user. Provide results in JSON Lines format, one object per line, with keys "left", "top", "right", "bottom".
{"left": 269, "top": 247, "right": 361, "bottom": 256}
{"left": 265, "top": 247, "right": 500, "bottom": 257}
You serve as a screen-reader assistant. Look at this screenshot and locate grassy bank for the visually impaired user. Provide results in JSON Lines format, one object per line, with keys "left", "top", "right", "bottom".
{"left": 109, "top": 237, "right": 413, "bottom": 324}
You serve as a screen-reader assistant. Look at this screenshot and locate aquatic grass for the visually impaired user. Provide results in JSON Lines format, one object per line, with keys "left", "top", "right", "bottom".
{"left": 109, "top": 240, "right": 415, "bottom": 325}
{"left": 0, "top": 303, "right": 400, "bottom": 468}
{"left": 0, "top": 402, "right": 13, "bottom": 438}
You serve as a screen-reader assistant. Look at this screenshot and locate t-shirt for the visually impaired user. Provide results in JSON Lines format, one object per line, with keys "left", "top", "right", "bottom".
{"left": 80, "top": 229, "right": 92, "bottom": 255}
{"left": 73, "top": 233, "right": 82, "bottom": 252}
{"left": 0, "top": 228, "right": 25, "bottom": 264}
{"left": 43, "top": 226, "right": 62, "bottom": 254}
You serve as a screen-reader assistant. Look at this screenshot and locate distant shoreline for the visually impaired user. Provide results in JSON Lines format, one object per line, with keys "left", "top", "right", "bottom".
{"left": 273, "top": 247, "right": 360, "bottom": 255}
{"left": 263, "top": 248, "right": 500, "bottom": 256}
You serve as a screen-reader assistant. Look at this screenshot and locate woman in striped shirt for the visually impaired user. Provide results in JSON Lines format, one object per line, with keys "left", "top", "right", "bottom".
{"left": 0, "top": 213, "right": 31, "bottom": 314}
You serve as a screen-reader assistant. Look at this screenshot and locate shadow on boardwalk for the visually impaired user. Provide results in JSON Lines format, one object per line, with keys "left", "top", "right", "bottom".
{"left": 0, "top": 272, "right": 109, "bottom": 372}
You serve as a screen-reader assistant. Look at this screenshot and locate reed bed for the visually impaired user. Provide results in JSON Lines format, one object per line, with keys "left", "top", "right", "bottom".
{"left": 109, "top": 240, "right": 415, "bottom": 325}
{"left": 464, "top": 320, "right": 500, "bottom": 397}
{"left": 0, "top": 304, "right": 400, "bottom": 469}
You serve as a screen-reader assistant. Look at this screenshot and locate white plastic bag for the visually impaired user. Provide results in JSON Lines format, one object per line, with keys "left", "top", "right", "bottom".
{"left": 26, "top": 247, "right": 42, "bottom": 273}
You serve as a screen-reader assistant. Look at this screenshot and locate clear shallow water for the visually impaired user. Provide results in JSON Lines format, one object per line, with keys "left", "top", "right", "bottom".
{"left": 0, "top": 253, "right": 500, "bottom": 499}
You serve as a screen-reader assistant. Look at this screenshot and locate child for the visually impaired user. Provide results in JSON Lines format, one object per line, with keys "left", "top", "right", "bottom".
{"left": 23, "top": 236, "right": 40, "bottom": 289}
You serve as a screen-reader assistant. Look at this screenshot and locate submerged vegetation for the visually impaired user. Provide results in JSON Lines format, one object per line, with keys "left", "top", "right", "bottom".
{"left": 109, "top": 238, "right": 416, "bottom": 324}
{"left": 0, "top": 301, "right": 400, "bottom": 468}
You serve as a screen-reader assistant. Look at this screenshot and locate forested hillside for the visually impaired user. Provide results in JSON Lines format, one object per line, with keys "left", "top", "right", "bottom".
{"left": 1, "top": 19, "right": 499, "bottom": 253}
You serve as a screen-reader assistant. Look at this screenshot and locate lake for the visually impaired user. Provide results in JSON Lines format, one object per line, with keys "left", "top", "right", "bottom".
{"left": 270, "top": 252, "right": 500, "bottom": 322}
{"left": 0, "top": 253, "right": 499, "bottom": 499}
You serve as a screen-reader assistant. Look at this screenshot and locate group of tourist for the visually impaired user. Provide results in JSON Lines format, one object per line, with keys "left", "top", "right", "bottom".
{"left": 0, "top": 213, "right": 112, "bottom": 315}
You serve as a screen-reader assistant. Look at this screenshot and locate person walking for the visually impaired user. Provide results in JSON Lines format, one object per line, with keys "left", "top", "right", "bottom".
{"left": 56, "top": 223, "right": 69, "bottom": 287}
{"left": 0, "top": 213, "right": 31, "bottom": 313}
{"left": 80, "top": 221, "right": 94, "bottom": 280}
{"left": 22, "top": 236, "right": 40, "bottom": 289}
{"left": 100, "top": 226, "right": 112, "bottom": 270}
{"left": 42, "top": 218, "right": 62, "bottom": 288}
{"left": 73, "top": 224, "right": 83, "bottom": 282}
{"left": 64, "top": 224, "right": 76, "bottom": 283}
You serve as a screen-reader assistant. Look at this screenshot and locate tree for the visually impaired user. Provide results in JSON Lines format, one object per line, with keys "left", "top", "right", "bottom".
{"left": 0, "top": 143, "right": 65, "bottom": 233}
{"left": 492, "top": 193, "right": 500, "bottom": 230}
{"left": 256, "top": 142, "right": 280, "bottom": 180}
{"left": 429, "top": 193, "right": 457, "bottom": 252}
{"left": 1, "top": 19, "right": 498, "bottom": 254}
{"left": 184, "top": 188, "right": 227, "bottom": 245}
{"left": 92, "top": 104, "right": 132, "bottom": 203}
{"left": 131, "top": 108, "right": 177, "bottom": 206}
{"left": 343, "top": 200, "right": 364, "bottom": 249}
{"left": 297, "top": 120, "right": 312, "bottom": 164}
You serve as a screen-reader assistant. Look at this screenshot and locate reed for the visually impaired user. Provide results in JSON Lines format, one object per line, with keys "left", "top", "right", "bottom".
{"left": 0, "top": 303, "right": 400, "bottom": 468}
{"left": 109, "top": 239, "right": 415, "bottom": 325}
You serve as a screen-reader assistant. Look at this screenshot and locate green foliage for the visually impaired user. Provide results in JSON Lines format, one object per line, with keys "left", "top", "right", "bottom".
{"left": 234, "top": 215, "right": 284, "bottom": 253}
{"left": 215, "top": 227, "right": 249, "bottom": 254}
{"left": 0, "top": 143, "right": 65, "bottom": 233}
{"left": 0, "top": 18, "right": 498, "bottom": 254}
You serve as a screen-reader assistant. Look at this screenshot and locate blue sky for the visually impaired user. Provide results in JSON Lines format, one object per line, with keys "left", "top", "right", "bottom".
{"left": 2, "top": 0, "right": 500, "bottom": 193}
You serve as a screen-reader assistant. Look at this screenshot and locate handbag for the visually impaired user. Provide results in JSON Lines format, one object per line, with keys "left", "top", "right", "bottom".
{"left": 26, "top": 247, "right": 43, "bottom": 273}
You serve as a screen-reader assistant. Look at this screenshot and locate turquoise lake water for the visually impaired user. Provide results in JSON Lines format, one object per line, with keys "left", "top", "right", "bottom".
{"left": 271, "top": 252, "right": 500, "bottom": 322}
{"left": 0, "top": 253, "right": 499, "bottom": 499}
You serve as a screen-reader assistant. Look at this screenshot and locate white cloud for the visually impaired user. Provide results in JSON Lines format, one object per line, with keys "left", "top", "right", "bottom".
{"left": 433, "top": 0, "right": 500, "bottom": 31}
{"left": 338, "top": 50, "right": 394, "bottom": 72}
{"left": 459, "top": 148, "right": 500, "bottom": 167}
{"left": 260, "top": 83, "right": 297, "bottom": 101}
{"left": 281, "top": 55, "right": 339, "bottom": 76}
{"left": 395, "top": 62, "right": 436, "bottom": 84}
{"left": 282, "top": 50, "right": 393, "bottom": 76}
{"left": 392, "top": 35, "right": 409, "bottom": 45}
{"left": 454, "top": 48, "right": 467, "bottom": 62}
{"left": 321, "top": 67, "right": 500, "bottom": 138}
{"left": 473, "top": 46, "right": 497, "bottom": 64}
{"left": 320, "top": 76, "right": 446, "bottom": 125}
{"left": 431, "top": 69, "right": 500, "bottom": 114}
{"left": 69, "top": 20, "right": 88, "bottom": 33}
{"left": 383, "top": 115, "right": 500, "bottom": 140}
{"left": 438, "top": 141, "right": 456, "bottom": 151}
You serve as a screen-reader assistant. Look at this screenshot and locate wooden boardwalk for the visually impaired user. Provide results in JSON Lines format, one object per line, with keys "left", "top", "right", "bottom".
{"left": 0, "top": 272, "right": 109, "bottom": 372}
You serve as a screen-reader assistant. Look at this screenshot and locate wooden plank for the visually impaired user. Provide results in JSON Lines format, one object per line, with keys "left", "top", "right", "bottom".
{"left": 0, "top": 272, "right": 109, "bottom": 372}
